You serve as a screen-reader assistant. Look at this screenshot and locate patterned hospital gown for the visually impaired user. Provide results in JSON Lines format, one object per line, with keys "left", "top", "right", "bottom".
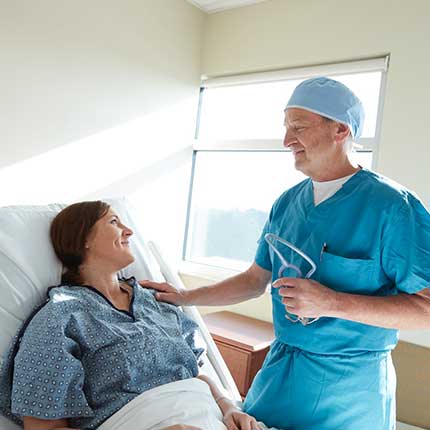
{"left": 0, "top": 277, "right": 204, "bottom": 429}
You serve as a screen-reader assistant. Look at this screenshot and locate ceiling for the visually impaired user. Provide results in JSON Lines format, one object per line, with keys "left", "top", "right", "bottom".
{"left": 187, "top": 0, "right": 267, "bottom": 13}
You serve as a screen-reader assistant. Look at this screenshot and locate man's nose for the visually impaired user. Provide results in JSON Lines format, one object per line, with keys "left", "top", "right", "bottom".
{"left": 283, "top": 129, "right": 296, "bottom": 148}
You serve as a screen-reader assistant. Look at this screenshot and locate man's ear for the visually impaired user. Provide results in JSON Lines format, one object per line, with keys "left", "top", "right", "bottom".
{"left": 334, "top": 122, "right": 351, "bottom": 144}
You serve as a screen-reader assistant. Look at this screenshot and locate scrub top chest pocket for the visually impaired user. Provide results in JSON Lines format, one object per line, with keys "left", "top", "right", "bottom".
{"left": 319, "top": 250, "right": 377, "bottom": 294}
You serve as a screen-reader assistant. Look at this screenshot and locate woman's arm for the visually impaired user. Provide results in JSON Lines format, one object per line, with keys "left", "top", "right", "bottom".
{"left": 23, "top": 416, "right": 75, "bottom": 430}
{"left": 197, "top": 374, "right": 259, "bottom": 430}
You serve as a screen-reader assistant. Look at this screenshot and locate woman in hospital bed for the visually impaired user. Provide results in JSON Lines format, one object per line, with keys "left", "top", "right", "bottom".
{"left": 1, "top": 201, "right": 259, "bottom": 430}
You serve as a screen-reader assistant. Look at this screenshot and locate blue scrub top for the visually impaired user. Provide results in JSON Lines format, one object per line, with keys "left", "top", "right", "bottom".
{"left": 255, "top": 168, "right": 430, "bottom": 355}
{"left": 0, "top": 277, "right": 204, "bottom": 429}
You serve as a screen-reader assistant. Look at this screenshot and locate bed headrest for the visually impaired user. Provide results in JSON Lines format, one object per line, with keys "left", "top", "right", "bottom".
{"left": 0, "top": 198, "right": 161, "bottom": 365}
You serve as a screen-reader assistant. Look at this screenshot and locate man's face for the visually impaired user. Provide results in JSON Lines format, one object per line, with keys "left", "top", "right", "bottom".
{"left": 283, "top": 108, "right": 338, "bottom": 178}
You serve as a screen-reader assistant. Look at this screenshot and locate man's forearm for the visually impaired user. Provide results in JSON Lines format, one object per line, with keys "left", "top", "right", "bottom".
{"left": 329, "top": 291, "right": 430, "bottom": 329}
{"left": 186, "top": 266, "right": 268, "bottom": 306}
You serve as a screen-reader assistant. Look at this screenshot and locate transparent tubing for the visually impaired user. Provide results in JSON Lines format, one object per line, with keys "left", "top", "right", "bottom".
{"left": 264, "top": 233, "right": 319, "bottom": 326}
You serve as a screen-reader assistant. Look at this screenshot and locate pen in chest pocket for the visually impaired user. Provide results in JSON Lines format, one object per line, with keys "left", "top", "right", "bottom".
{"left": 320, "top": 242, "right": 327, "bottom": 262}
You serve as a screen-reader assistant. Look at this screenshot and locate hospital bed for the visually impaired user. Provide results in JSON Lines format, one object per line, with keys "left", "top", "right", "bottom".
{"left": 0, "top": 198, "right": 240, "bottom": 430}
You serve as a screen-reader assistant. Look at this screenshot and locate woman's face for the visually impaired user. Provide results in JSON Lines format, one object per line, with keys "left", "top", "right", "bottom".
{"left": 84, "top": 208, "right": 135, "bottom": 270}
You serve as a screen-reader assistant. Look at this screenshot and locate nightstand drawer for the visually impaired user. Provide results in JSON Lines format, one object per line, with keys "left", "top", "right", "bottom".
{"left": 216, "top": 342, "right": 250, "bottom": 395}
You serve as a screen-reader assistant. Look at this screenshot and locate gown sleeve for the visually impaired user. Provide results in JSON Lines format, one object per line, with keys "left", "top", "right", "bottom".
{"left": 381, "top": 193, "right": 430, "bottom": 294}
{"left": 11, "top": 306, "right": 94, "bottom": 421}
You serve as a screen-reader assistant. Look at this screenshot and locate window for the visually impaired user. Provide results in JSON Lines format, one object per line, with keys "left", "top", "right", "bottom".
{"left": 183, "top": 58, "right": 388, "bottom": 272}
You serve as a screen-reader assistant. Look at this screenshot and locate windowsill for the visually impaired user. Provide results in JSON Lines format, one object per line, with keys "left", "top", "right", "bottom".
{"left": 179, "top": 261, "right": 272, "bottom": 297}
{"left": 179, "top": 261, "right": 273, "bottom": 323}
{"left": 179, "top": 260, "right": 242, "bottom": 283}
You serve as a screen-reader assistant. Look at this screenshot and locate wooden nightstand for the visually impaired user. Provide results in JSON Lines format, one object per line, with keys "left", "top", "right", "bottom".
{"left": 202, "top": 311, "right": 275, "bottom": 398}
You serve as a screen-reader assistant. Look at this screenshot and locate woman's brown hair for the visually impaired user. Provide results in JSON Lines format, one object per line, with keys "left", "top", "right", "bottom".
{"left": 50, "top": 200, "right": 110, "bottom": 285}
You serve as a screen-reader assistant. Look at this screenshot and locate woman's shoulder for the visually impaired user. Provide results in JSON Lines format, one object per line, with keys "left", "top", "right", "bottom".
{"left": 23, "top": 285, "right": 88, "bottom": 333}
{"left": 122, "top": 276, "right": 157, "bottom": 301}
{"left": 48, "top": 283, "right": 87, "bottom": 298}
{"left": 47, "top": 284, "right": 90, "bottom": 312}
{"left": 26, "top": 285, "right": 82, "bottom": 327}
{"left": 125, "top": 277, "right": 184, "bottom": 315}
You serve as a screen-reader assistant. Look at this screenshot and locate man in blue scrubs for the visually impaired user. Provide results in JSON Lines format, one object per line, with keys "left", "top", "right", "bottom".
{"left": 141, "top": 77, "right": 430, "bottom": 430}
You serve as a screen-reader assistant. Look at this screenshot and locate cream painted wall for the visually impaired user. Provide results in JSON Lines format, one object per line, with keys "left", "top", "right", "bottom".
{"left": 190, "top": 0, "right": 430, "bottom": 346}
{"left": 0, "top": 0, "right": 204, "bottom": 262}
{"left": 1, "top": 0, "right": 204, "bottom": 167}
{"left": 201, "top": 0, "right": 430, "bottom": 206}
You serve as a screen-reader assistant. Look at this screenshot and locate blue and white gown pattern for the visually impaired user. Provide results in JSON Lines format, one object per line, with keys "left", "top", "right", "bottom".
{"left": 0, "top": 277, "right": 204, "bottom": 429}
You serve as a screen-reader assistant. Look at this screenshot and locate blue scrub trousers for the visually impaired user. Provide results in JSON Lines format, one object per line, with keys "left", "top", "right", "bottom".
{"left": 243, "top": 340, "right": 396, "bottom": 430}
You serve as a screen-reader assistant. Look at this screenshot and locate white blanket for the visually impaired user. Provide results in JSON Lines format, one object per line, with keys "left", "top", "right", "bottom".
{"left": 98, "top": 378, "right": 228, "bottom": 430}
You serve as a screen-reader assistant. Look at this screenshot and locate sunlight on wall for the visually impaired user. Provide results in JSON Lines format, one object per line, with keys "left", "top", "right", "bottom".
{"left": 0, "top": 97, "right": 196, "bottom": 207}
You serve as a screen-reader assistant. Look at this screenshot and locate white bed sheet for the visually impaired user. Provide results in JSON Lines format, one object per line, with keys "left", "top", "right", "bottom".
{"left": 98, "top": 378, "right": 279, "bottom": 430}
{"left": 98, "top": 378, "right": 227, "bottom": 430}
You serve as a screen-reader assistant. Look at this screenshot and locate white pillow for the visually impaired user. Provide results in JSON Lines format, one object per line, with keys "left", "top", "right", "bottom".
{"left": 0, "top": 198, "right": 161, "bottom": 367}
{"left": 0, "top": 198, "right": 232, "bottom": 430}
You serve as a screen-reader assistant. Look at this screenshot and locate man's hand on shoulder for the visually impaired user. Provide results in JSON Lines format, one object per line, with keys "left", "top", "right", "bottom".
{"left": 139, "top": 280, "right": 191, "bottom": 306}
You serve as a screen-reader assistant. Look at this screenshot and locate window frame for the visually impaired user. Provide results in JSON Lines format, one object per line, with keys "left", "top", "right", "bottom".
{"left": 182, "top": 57, "right": 389, "bottom": 274}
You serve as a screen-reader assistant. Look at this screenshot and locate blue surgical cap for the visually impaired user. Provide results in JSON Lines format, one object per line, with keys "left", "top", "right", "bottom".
{"left": 285, "top": 77, "right": 365, "bottom": 140}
